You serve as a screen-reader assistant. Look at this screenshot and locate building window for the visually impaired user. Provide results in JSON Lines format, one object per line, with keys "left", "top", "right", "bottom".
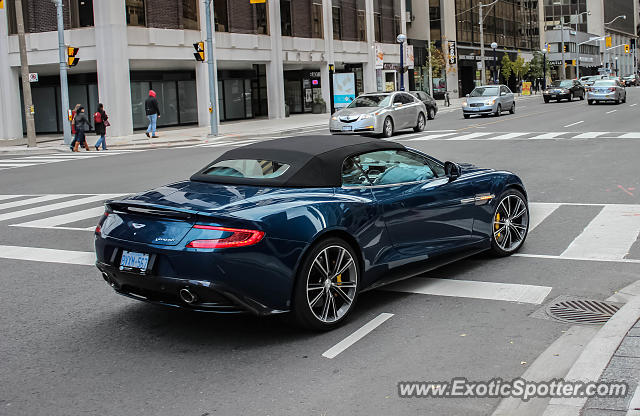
{"left": 70, "top": 0, "right": 94, "bottom": 28}
{"left": 356, "top": 0, "right": 366, "bottom": 41}
{"left": 374, "top": 12, "right": 382, "bottom": 42}
{"left": 281, "top": 0, "right": 292, "bottom": 36}
{"left": 215, "top": 1, "right": 228, "bottom": 32}
{"left": 332, "top": 6, "right": 342, "bottom": 40}
{"left": 255, "top": 3, "right": 268, "bottom": 34}
{"left": 182, "top": 0, "right": 199, "bottom": 30}
{"left": 312, "top": 1, "right": 323, "bottom": 38}
{"left": 126, "top": 0, "right": 146, "bottom": 26}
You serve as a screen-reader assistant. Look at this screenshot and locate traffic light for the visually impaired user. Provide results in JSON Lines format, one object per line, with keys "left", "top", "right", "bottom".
{"left": 193, "top": 42, "right": 205, "bottom": 62}
{"left": 624, "top": 44, "right": 630, "bottom": 54}
{"left": 546, "top": 43, "right": 551, "bottom": 53}
{"left": 67, "top": 47, "right": 79, "bottom": 67}
{"left": 563, "top": 45, "right": 567, "bottom": 53}
{"left": 605, "top": 36, "right": 612, "bottom": 48}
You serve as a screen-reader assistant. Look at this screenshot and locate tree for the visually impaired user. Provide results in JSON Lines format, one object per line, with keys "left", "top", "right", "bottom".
{"left": 500, "top": 54, "right": 513, "bottom": 83}
{"left": 512, "top": 54, "right": 530, "bottom": 84}
{"left": 426, "top": 42, "right": 446, "bottom": 77}
{"left": 528, "top": 51, "right": 544, "bottom": 79}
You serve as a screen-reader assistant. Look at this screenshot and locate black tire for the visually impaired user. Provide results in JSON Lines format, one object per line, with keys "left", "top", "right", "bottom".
{"left": 588, "top": 100, "right": 594, "bottom": 105}
{"left": 463, "top": 114, "right": 470, "bottom": 119}
{"left": 292, "top": 237, "right": 360, "bottom": 331}
{"left": 580, "top": 92, "right": 585, "bottom": 100}
{"left": 544, "top": 98, "right": 550, "bottom": 103}
{"left": 569, "top": 92, "right": 573, "bottom": 101}
{"left": 622, "top": 95, "right": 626, "bottom": 104}
{"left": 381, "top": 117, "right": 394, "bottom": 138}
{"left": 509, "top": 102, "right": 515, "bottom": 114}
{"left": 427, "top": 107, "right": 435, "bottom": 120}
{"left": 615, "top": 98, "right": 620, "bottom": 105}
{"left": 495, "top": 105, "right": 501, "bottom": 117}
{"left": 489, "top": 189, "right": 529, "bottom": 257}
{"left": 414, "top": 112, "right": 426, "bottom": 132}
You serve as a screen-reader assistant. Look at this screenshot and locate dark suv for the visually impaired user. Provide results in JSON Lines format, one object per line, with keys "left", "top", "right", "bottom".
{"left": 543, "top": 80, "right": 585, "bottom": 102}
{"left": 409, "top": 91, "right": 438, "bottom": 120}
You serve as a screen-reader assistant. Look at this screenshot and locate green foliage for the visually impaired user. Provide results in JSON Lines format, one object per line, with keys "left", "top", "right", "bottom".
{"left": 425, "top": 42, "right": 446, "bottom": 77}
{"left": 500, "top": 54, "right": 513, "bottom": 82}
{"left": 527, "top": 51, "right": 545, "bottom": 79}
{"left": 512, "top": 54, "right": 530, "bottom": 81}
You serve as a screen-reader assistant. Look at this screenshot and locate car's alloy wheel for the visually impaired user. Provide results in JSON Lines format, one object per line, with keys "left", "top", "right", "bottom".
{"left": 414, "top": 113, "right": 426, "bottom": 132}
{"left": 569, "top": 92, "right": 573, "bottom": 101}
{"left": 490, "top": 191, "right": 529, "bottom": 256}
{"left": 382, "top": 117, "right": 393, "bottom": 138}
{"left": 509, "top": 102, "right": 515, "bottom": 114}
{"left": 293, "top": 238, "right": 359, "bottom": 330}
{"left": 427, "top": 108, "right": 435, "bottom": 120}
{"left": 495, "top": 105, "right": 501, "bottom": 117}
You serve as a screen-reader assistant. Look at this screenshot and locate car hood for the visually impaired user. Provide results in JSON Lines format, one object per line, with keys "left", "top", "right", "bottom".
{"left": 465, "top": 96, "right": 498, "bottom": 104}
{"left": 335, "top": 107, "right": 380, "bottom": 117}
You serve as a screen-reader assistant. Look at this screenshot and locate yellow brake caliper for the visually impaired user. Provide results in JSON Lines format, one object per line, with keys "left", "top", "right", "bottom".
{"left": 495, "top": 212, "right": 501, "bottom": 239}
{"left": 336, "top": 274, "right": 342, "bottom": 286}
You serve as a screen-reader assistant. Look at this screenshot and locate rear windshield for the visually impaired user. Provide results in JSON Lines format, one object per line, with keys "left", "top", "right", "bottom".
{"left": 348, "top": 95, "right": 391, "bottom": 108}
{"left": 202, "top": 159, "right": 290, "bottom": 179}
{"left": 470, "top": 87, "right": 499, "bottom": 97}
{"left": 593, "top": 80, "right": 616, "bottom": 86}
{"left": 551, "top": 80, "right": 573, "bottom": 87}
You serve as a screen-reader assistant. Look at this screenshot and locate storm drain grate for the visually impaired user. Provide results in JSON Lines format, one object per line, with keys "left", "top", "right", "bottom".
{"left": 546, "top": 299, "right": 620, "bottom": 325}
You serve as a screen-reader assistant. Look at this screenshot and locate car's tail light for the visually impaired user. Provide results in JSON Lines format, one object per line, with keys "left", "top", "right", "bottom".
{"left": 609, "top": 87, "right": 616, "bottom": 92}
{"left": 95, "top": 212, "right": 109, "bottom": 234}
{"left": 186, "top": 225, "right": 265, "bottom": 249}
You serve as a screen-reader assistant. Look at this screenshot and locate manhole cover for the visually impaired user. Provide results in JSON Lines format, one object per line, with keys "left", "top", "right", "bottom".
{"left": 546, "top": 299, "right": 620, "bottom": 325}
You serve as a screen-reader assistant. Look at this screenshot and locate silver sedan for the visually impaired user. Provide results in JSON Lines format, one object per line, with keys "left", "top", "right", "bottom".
{"left": 329, "top": 92, "right": 427, "bottom": 138}
{"left": 462, "top": 85, "right": 515, "bottom": 118}
{"left": 587, "top": 79, "right": 627, "bottom": 105}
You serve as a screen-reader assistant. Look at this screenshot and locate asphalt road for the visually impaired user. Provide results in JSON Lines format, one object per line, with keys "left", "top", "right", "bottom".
{"left": 1, "top": 88, "right": 640, "bottom": 416}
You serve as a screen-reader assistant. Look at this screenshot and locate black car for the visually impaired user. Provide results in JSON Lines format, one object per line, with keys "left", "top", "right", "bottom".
{"left": 543, "top": 80, "right": 585, "bottom": 102}
{"left": 409, "top": 91, "right": 438, "bottom": 120}
{"left": 623, "top": 75, "right": 639, "bottom": 87}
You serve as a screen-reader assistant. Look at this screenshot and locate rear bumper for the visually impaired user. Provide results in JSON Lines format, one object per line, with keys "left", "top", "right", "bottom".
{"left": 543, "top": 93, "right": 571, "bottom": 100}
{"left": 587, "top": 93, "right": 618, "bottom": 101}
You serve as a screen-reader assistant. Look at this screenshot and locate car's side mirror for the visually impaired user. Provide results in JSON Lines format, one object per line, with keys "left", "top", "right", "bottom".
{"left": 444, "top": 161, "right": 461, "bottom": 181}
{"left": 466, "top": 94, "right": 470, "bottom": 97}
{"left": 501, "top": 92, "right": 507, "bottom": 96}
{"left": 393, "top": 102, "right": 403, "bottom": 107}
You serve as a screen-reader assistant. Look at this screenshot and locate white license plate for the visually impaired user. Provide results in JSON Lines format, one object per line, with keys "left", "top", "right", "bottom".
{"left": 341, "top": 126, "right": 352, "bottom": 131}
{"left": 120, "top": 250, "right": 150, "bottom": 272}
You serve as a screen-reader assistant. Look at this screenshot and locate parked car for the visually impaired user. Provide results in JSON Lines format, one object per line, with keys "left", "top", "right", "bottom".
{"left": 580, "top": 75, "right": 606, "bottom": 87}
{"left": 543, "top": 80, "right": 585, "bottom": 102}
{"left": 462, "top": 85, "right": 515, "bottom": 119}
{"left": 587, "top": 79, "right": 627, "bottom": 105}
{"left": 622, "top": 75, "right": 639, "bottom": 87}
{"left": 329, "top": 92, "right": 427, "bottom": 138}
{"left": 409, "top": 90, "right": 438, "bottom": 120}
{"left": 94, "top": 135, "right": 530, "bottom": 330}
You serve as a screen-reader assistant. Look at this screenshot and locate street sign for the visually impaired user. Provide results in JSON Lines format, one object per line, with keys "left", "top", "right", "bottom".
{"left": 28, "top": 73, "right": 38, "bottom": 83}
{"left": 605, "top": 36, "right": 612, "bottom": 48}
{"left": 0, "top": 0, "right": 4, "bottom": 9}
{"left": 249, "top": 0, "right": 266, "bottom": 3}
{"left": 447, "top": 41, "right": 457, "bottom": 65}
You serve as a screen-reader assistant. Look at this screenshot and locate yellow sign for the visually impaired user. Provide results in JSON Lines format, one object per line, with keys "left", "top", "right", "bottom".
{"left": 605, "top": 36, "right": 612, "bottom": 48}
{"left": 572, "top": 59, "right": 576, "bottom": 66}
{"left": 249, "top": 0, "right": 266, "bottom": 3}
{"left": 0, "top": 0, "right": 4, "bottom": 10}
{"left": 522, "top": 82, "right": 531, "bottom": 96}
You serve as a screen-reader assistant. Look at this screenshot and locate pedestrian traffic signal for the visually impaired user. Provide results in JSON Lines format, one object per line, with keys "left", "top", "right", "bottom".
{"left": 193, "top": 42, "right": 205, "bottom": 62}
{"left": 67, "top": 47, "right": 79, "bottom": 67}
{"left": 624, "top": 44, "right": 630, "bottom": 54}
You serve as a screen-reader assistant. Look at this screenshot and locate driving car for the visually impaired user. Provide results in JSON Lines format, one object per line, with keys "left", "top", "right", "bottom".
{"left": 330, "top": 92, "right": 427, "bottom": 138}
{"left": 462, "top": 85, "right": 515, "bottom": 119}
{"left": 94, "top": 135, "right": 530, "bottom": 330}
{"left": 622, "top": 75, "right": 639, "bottom": 87}
{"left": 587, "top": 79, "right": 627, "bottom": 104}
{"left": 543, "top": 79, "right": 585, "bottom": 102}
{"left": 409, "top": 90, "right": 438, "bottom": 120}
{"left": 579, "top": 75, "right": 606, "bottom": 87}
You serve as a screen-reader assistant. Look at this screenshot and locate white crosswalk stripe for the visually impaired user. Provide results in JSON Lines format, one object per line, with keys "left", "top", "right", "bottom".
{"left": 0, "top": 151, "right": 141, "bottom": 171}
{"left": 445, "top": 132, "right": 491, "bottom": 140}
{"left": 0, "top": 194, "right": 122, "bottom": 223}
{"left": 485, "top": 132, "right": 529, "bottom": 141}
{"left": 573, "top": 132, "right": 608, "bottom": 139}
{"left": 393, "top": 131, "right": 640, "bottom": 142}
{"left": 528, "top": 202, "right": 561, "bottom": 231}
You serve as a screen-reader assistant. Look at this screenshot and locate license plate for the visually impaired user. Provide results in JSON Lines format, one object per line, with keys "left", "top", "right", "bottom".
{"left": 550, "top": 95, "right": 556, "bottom": 98}
{"left": 120, "top": 250, "right": 150, "bottom": 272}
{"left": 341, "top": 126, "right": 352, "bottom": 131}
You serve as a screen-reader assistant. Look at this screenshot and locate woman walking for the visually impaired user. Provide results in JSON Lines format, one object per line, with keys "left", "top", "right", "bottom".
{"left": 73, "top": 106, "right": 91, "bottom": 152}
{"left": 94, "top": 103, "right": 109, "bottom": 151}
{"left": 69, "top": 103, "right": 81, "bottom": 151}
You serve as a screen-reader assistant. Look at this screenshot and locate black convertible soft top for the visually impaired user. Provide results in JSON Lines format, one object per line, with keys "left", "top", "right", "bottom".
{"left": 190, "top": 135, "right": 406, "bottom": 188}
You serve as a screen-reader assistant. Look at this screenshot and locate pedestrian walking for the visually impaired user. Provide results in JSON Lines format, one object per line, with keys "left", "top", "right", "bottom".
{"left": 69, "top": 103, "right": 81, "bottom": 151}
{"left": 73, "top": 106, "right": 91, "bottom": 152}
{"left": 145, "top": 90, "right": 160, "bottom": 138}
{"left": 94, "top": 103, "right": 109, "bottom": 151}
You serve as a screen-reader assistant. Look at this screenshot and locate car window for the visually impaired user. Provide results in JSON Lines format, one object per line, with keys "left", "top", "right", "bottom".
{"left": 593, "top": 80, "right": 616, "bottom": 87}
{"left": 500, "top": 86, "right": 510, "bottom": 95}
{"left": 400, "top": 93, "right": 415, "bottom": 104}
{"left": 470, "top": 87, "right": 499, "bottom": 97}
{"left": 341, "top": 150, "right": 436, "bottom": 187}
{"left": 393, "top": 94, "right": 403, "bottom": 104}
{"left": 203, "top": 159, "right": 290, "bottom": 179}
{"left": 347, "top": 95, "right": 391, "bottom": 108}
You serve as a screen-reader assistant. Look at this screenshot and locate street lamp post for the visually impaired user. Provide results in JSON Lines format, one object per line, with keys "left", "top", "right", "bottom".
{"left": 204, "top": 0, "right": 219, "bottom": 136}
{"left": 397, "top": 34, "right": 407, "bottom": 91}
{"left": 490, "top": 42, "right": 498, "bottom": 84}
{"left": 541, "top": 48, "right": 547, "bottom": 91}
{"left": 553, "top": 1, "right": 566, "bottom": 79}
{"left": 604, "top": 15, "right": 627, "bottom": 76}
{"left": 576, "top": 36, "right": 604, "bottom": 80}
{"left": 478, "top": 0, "right": 499, "bottom": 85}
{"left": 615, "top": 57, "right": 619, "bottom": 77}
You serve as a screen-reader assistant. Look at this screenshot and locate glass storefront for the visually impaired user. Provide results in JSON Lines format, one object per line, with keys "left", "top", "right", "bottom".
{"left": 217, "top": 65, "right": 267, "bottom": 121}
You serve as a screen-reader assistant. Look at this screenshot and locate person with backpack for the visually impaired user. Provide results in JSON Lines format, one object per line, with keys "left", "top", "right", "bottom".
{"left": 69, "top": 103, "right": 81, "bottom": 151}
{"left": 94, "top": 103, "right": 109, "bottom": 151}
{"left": 145, "top": 90, "right": 160, "bottom": 138}
{"left": 72, "top": 106, "right": 91, "bottom": 152}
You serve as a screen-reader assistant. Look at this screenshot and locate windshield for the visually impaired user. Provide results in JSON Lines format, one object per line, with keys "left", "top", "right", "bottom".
{"left": 203, "top": 159, "right": 290, "bottom": 179}
{"left": 551, "top": 80, "right": 573, "bottom": 88}
{"left": 593, "top": 80, "right": 616, "bottom": 87}
{"left": 347, "top": 95, "right": 391, "bottom": 108}
{"left": 469, "top": 87, "right": 499, "bottom": 97}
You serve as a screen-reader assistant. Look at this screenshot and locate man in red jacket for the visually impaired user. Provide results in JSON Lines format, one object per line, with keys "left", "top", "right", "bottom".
{"left": 145, "top": 90, "right": 160, "bottom": 138}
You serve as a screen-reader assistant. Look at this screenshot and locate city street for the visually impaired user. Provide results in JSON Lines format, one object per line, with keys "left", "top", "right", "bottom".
{"left": 1, "top": 88, "right": 640, "bottom": 416}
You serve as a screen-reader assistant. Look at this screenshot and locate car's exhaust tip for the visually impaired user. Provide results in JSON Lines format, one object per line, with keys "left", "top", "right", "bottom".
{"left": 179, "top": 288, "right": 197, "bottom": 304}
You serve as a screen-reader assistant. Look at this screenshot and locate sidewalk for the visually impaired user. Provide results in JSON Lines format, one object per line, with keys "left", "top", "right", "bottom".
{"left": 0, "top": 112, "right": 329, "bottom": 154}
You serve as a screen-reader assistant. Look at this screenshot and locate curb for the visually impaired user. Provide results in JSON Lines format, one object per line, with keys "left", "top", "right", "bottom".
{"left": 542, "top": 289, "right": 640, "bottom": 416}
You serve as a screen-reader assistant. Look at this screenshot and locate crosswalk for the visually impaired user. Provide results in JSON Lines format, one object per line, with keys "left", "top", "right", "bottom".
{"left": 391, "top": 130, "right": 640, "bottom": 142}
{"left": 174, "top": 138, "right": 263, "bottom": 149}
{"left": 0, "top": 194, "right": 639, "bottom": 264}
{"left": 0, "top": 150, "right": 141, "bottom": 171}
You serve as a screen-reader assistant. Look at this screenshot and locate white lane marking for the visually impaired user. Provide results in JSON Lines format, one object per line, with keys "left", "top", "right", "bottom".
{"left": 322, "top": 313, "right": 394, "bottom": 359}
{"left": 626, "top": 384, "right": 640, "bottom": 415}
{"left": 630, "top": 103, "right": 638, "bottom": 107}
{"left": 445, "top": 132, "right": 491, "bottom": 141}
{"left": 619, "top": 133, "right": 640, "bottom": 139}
{"left": 528, "top": 203, "right": 561, "bottom": 231}
{"left": 0, "top": 195, "right": 26, "bottom": 201}
{"left": 10, "top": 206, "right": 105, "bottom": 230}
{"left": 564, "top": 121, "right": 584, "bottom": 128}
{"left": 606, "top": 110, "right": 617, "bottom": 114}
{"left": 573, "top": 132, "right": 608, "bottom": 139}
{"left": 0, "top": 194, "right": 122, "bottom": 222}
{"left": 529, "top": 132, "right": 566, "bottom": 140}
{"left": 0, "top": 194, "right": 70, "bottom": 211}
{"left": 383, "top": 277, "right": 551, "bottom": 304}
{"left": 485, "top": 132, "right": 529, "bottom": 141}
{"left": 561, "top": 205, "right": 640, "bottom": 261}
{"left": 0, "top": 163, "right": 39, "bottom": 168}
{"left": 514, "top": 253, "right": 640, "bottom": 264}
{"left": 408, "top": 132, "right": 458, "bottom": 141}
{"left": 0, "top": 245, "right": 95, "bottom": 266}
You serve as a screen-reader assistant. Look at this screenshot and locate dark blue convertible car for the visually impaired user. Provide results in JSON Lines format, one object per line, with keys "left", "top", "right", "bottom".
{"left": 95, "top": 136, "right": 529, "bottom": 330}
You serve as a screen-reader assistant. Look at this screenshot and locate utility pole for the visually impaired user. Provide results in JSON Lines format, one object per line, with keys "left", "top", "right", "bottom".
{"left": 54, "top": 0, "right": 71, "bottom": 145}
{"left": 204, "top": 0, "right": 219, "bottom": 136}
{"left": 15, "top": 0, "right": 36, "bottom": 147}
